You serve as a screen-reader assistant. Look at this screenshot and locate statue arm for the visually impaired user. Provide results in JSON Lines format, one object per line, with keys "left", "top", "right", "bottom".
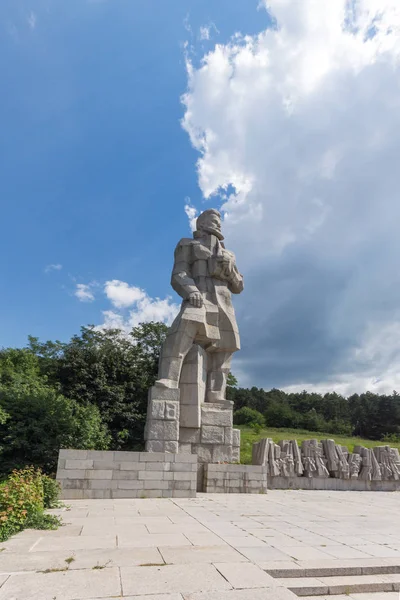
{"left": 228, "top": 264, "right": 244, "bottom": 294}
{"left": 170, "top": 241, "right": 198, "bottom": 299}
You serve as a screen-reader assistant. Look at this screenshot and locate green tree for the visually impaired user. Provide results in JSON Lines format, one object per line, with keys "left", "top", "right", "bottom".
{"left": 28, "top": 322, "right": 168, "bottom": 450}
{"left": 227, "top": 372, "right": 238, "bottom": 387}
{"left": 233, "top": 407, "right": 265, "bottom": 427}
{"left": 0, "top": 378, "right": 109, "bottom": 475}
{"left": 0, "top": 348, "right": 41, "bottom": 386}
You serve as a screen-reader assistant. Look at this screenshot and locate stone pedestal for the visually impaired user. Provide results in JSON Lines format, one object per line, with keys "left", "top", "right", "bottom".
{"left": 179, "top": 401, "right": 240, "bottom": 464}
{"left": 145, "top": 347, "right": 240, "bottom": 464}
{"left": 144, "top": 387, "right": 180, "bottom": 454}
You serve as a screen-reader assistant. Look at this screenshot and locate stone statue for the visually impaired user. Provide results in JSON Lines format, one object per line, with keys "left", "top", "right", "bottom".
{"left": 144, "top": 209, "right": 243, "bottom": 462}
{"left": 156, "top": 208, "right": 244, "bottom": 402}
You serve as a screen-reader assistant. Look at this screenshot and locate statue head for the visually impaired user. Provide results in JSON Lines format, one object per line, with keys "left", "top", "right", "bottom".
{"left": 195, "top": 209, "right": 224, "bottom": 240}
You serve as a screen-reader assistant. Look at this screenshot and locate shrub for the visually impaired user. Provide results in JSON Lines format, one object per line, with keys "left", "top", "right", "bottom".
{"left": 0, "top": 380, "right": 110, "bottom": 476}
{"left": 0, "top": 467, "right": 43, "bottom": 541}
{"left": 381, "top": 433, "right": 400, "bottom": 443}
{"left": 0, "top": 467, "right": 61, "bottom": 542}
{"left": 264, "top": 402, "right": 298, "bottom": 428}
{"left": 42, "top": 475, "right": 61, "bottom": 509}
{"left": 234, "top": 407, "right": 265, "bottom": 427}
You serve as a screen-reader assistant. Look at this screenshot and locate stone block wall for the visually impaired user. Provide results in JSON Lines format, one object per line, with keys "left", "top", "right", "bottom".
{"left": 204, "top": 464, "right": 268, "bottom": 494}
{"left": 179, "top": 402, "right": 241, "bottom": 464}
{"left": 56, "top": 450, "right": 197, "bottom": 499}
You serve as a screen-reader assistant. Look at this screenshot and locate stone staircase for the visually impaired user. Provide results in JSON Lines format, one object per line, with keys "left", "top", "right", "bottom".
{"left": 266, "top": 564, "right": 400, "bottom": 597}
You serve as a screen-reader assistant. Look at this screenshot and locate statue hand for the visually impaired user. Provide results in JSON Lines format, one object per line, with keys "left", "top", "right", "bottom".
{"left": 188, "top": 291, "right": 203, "bottom": 308}
{"left": 217, "top": 256, "right": 233, "bottom": 279}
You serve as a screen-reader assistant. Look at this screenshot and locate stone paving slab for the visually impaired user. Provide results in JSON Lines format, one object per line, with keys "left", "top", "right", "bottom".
{"left": 158, "top": 545, "right": 247, "bottom": 564}
{"left": 120, "top": 563, "right": 232, "bottom": 595}
{"left": 1, "top": 491, "right": 400, "bottom": 598}
{"left": 118, "top": 532, "right": 192, "bottom": 548}
{"left": 0, "top": 567, "right": 121, "bottom": 600}
{"left": 214, "top": 562, "right": 277, "bottom": 588}
{"left": 0, "top": 547, "right": 165, "bottom": 572}
{"left": 87, "top": 596, "right": 184, "bottom": 600}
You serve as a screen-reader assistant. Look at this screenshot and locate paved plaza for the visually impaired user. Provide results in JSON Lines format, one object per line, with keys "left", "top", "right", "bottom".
{"left": 1, "top": 491, "right": 400, "bottom": 599}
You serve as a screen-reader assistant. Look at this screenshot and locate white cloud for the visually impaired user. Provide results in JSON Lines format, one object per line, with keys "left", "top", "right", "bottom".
{"left": 75, "top": 283, "right": 95, "bottom": 303}
{"left": 183, "top": 14, "right": 193, "bottom": 35}
{"left": 182, "top": 0, "right": 400, "bottom": 394}
{"left": 199, "top": 26, "right": 211, "bottom": 41}
{"left": 184, "top": 200, "right": 198, "bottom": 232}
{"left": 100, "top": 280, "right": 179, "bottom": 331}
{"left": 28, "top": 11, "right": 36, "bottom": 30}
{"left": 199, "top": 23, "right": 219, "bottom": 41}
{"left": 104, "top": 280, "right": 146, "bottom": 309}
{"left": 45, "top": 264, "right": 62, "bottom": 273}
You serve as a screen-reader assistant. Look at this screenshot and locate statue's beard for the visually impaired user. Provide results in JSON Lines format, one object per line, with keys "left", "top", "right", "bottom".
{"left": 201, "top": 225, "right": 224, "bottom": 240}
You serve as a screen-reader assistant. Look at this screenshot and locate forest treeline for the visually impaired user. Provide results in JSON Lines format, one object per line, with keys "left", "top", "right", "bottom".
{"left": 0, "top": 321, "right": 399, "bottom": 475}
{"left": 228, "top": 385, "right": 400, "bottom": 441}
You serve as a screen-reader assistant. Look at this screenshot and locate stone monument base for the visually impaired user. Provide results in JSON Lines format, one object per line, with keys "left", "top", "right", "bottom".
{"left": 145, "top": 385, "right": 240, "bottom": 467}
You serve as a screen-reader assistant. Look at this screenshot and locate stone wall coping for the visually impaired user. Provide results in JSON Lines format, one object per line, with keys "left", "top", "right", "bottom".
{"left": 59, "top": 449, "right": 197, "bottom": 463}
{"left": 205, "top": 463, "right": 267, "bottom": 473}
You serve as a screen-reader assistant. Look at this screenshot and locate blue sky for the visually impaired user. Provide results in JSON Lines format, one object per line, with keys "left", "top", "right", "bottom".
{"left": 2, "top": 0, "right": 400, "bottom": 395}
{"left": 0, "top": 0, "right": 268, "bottom": 347}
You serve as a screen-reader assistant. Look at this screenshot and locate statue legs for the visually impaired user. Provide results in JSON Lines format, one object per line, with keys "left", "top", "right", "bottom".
{"left": 156, "top": 318, "right": 199, "bottom": 388}
{"left": 206, "top": 350, "right": 232, "bottom": 402}
{"left": 157, "top": 317, "right": 233, "bottom": 403}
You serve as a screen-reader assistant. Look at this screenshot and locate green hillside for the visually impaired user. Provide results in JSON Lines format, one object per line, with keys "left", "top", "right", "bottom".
{"left": 239, "top": 426, "right": 400, "bottom": 464}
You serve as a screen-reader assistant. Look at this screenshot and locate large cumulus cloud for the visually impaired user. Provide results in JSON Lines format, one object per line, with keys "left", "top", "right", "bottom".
{"left": 182, "top": 0, "right": 400, "bottom": 394}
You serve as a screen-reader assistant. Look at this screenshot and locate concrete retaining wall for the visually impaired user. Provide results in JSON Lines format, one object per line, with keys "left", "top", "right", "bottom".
{"left": 56, "top": 450, "right": 197, "bottom": 499}
{"left": 268, "top": 476, "right": 400, "bottom": 491}
{"left": 204, "top": 464, "right": 268, "bottom": 493}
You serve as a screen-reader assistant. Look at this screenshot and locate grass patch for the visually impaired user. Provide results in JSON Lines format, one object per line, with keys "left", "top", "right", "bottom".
{"left": 239, "top": 425, "right": 400, "bottom": 464}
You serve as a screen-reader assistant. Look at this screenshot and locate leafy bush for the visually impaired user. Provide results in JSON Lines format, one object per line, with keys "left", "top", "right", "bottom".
{"left": 0, "top": 467, "right": 61, "bottom": 542}
{"left": 0, "top": 379, "right": 110, "bottom": 476}
{"left": 42, "top": 475, "right": 61, "bottom": 509}
{"left": 234, "top": 407, "right": 265, "bottom": 427}
{"left": 24, "top": 511, "right": 61, "bottom": 531}
{"left": 381, "top": 433, "right": 400, "bottom": 443}
{"left": 250, "top": 423, "right": 263, "bottom": 434}
{"left": 323, "top": 419, "right": 353, "bottom": 436}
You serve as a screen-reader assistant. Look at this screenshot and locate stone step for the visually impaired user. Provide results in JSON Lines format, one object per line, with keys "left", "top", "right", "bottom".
{"left": 302, "top": 595, "right": 399, "bottom": 600}
{"left": 265, "top": 562, "right": 400, "bottom": 578}
{"left": 275, "top": 573, "right": 400, "bottom": 596}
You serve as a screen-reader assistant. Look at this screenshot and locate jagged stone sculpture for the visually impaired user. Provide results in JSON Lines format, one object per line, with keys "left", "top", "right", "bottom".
{"left": 348, "top": 453, "right": 362, "bottom": 478}
{"left": 336, "top": 445, "right": 350, "bottom": 479}
{"left": 252, "top": 437, "right": 400, "bottom": 486}
{"left": 323, "top": 439, "right": 350, "bottom": 479}
{"left": 292, "top": 439, "right": 304, "bottom": 476}
{"left": 278, "top": 440, "right": 295, "bottom": 477}
{"left": 252, "top": 438, "right": 269, "bottom": 467}
{"left": 145, "top": 209, "right": 243, "bottom": 463}
{"left": 302, "top": 440, "right": 329, "bottom": 478}
{"left": 253, "top": 438, "right": 303, "bottom": 477}
{"left": 354, "top": 445, "right": 373, "bottom": 481}
{"left": 373, "top": 446, "right": 400, "bottom": 480}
